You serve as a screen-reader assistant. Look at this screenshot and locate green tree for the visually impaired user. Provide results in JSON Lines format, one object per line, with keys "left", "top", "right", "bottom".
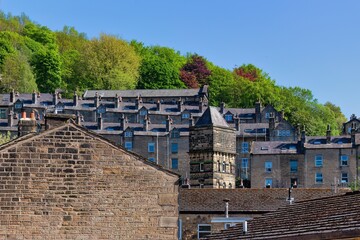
{"left": 207, "top": 63, "right": 234, "bottom": 107}
{"left": 80, "top": 34, "right": 140, "bottom": 90}
{"left": 0, "top": 52, "right": 37, "bottom": 92}
{"left": 133, "top": 42, "right": 186, "bottom": 89}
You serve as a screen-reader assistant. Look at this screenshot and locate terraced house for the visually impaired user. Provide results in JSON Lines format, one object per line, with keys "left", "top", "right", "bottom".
{"left": 0, "top": 87, "right": 296, "bottom": 188}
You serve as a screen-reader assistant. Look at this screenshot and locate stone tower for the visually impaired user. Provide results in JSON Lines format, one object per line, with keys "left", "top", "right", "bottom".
{"left": 189, "top": 107, "right": 236, "bottom": 188}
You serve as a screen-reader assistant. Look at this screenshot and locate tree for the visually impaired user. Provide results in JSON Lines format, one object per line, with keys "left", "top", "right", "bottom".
{"left": 80, "top": 34, "right": 140, "bottom": 90}
{"left": 0, "top": 52, "right": 37, "bottom": 93}
{"left": 133, "top": 43, "right": 186, "bottom": 89}
{"left": 0, "top": 131, "right": 13, "bottom": 145}
{"left": 234, "top": 64, "right": 262, "bottom": 82}
{"left": 207, "top": 63, "right": 234, "bottom": 107}
{"left": 180, "top": 55, "right": 211, "bottom": 88}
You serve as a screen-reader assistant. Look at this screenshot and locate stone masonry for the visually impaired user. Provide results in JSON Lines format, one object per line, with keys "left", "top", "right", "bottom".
{"left": 0, "top": 121, "right": 179, "bottom": 239}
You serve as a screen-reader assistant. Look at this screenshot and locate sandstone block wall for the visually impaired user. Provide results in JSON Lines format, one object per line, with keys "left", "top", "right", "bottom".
{"left": 0, "top": 123, "right": 179, "bottom": 239}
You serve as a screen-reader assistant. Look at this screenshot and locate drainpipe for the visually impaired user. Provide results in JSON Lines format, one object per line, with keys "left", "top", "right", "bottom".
{"left": 223, "top": 199, "right": 229, "bottom": 218}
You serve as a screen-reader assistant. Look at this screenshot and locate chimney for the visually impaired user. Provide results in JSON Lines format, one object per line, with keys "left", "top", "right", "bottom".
{"left": 234, "top": 115, "right": 240, "bottom": 131}
{"left": 177, "top": 98, "right": 183, "bottom": 112}
{"left": 223, "top": 199, "right": 230, "bottom": 218}
{"left": 135, "top": 95, "right": 142, "bottom": 110}
{"left": 18, "top": 110, "right": 38, "bottom": 137}
{"left": 351, "top": 123, "right": 356, "bottom": 145}
{"left": 255, "top": 100, "right": 261, "bottom": 123}
{"left": 45, "top": 113, "right": 76, "bottom": 130}
{"left": 269, "top": 113, "right": 275, "bottom": 139}
{"left": 53, "top": 92, "right": 58, "bottom": 105}
{"left": 97, "top": 113, "right": 103, "bottom": 130}
{"left": 166, "top": 115, "right": 172, "bottom": 132}
{"left": 94, "top": 92, "right": 100, "bottom": 108}
{"left": 76, "top": 112, "right": 82, "bottom": 125}
{"left": 73, "top": 92, "right": 78, "bottom": 107}
{"left": 32, "top": 90, "right": 37, "bottom": 104}
{"left": 326, "top": 124, "right": 331, "bottom": 144}
{"left": 220, "top": 102, "right": 225, "bottom": 114}
{"left": 300, "top": 125, "right": 306, "bottom": 151}
{"left": 279, "top": 109, "right": 285, "bottom": 122}
{"left": 7, "top": 111, "right": 13, "bottom": 127}
{"left": 199, "top": 97, "right": 203, "bottom": 113}
{"left": 287, "top": 186, "right": 294, "bottom": 204}
{"left": 189, "top": 114, "right": 194, "bottom": 127}
{"left": 10, "top": 89, "right": 15, "bottom": 103}
{"left": 114, "top": 94, "right": 121, "bottom": 109}
{"left": 120, "top": 114, "right": 127, "bottom": 131}
{"left": 156, "top": 100, "right": 162, "bottom": 112}
{"left": 144, "top": 115, "right": 151, "bottom": 131}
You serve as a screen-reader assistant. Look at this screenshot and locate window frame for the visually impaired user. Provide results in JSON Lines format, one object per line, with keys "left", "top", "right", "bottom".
{"left": 341, "top": 172, "right": 348, "bottom": 183}
{"left": 265, "top": 161, "right": 272, "bottom": 173}
{"left": 171, "top": 158, "right": 178, "bottom": 170}
{"left": 290, "top": 160, "right": 298, "bottom": 173}
{"left": 241, "top": 142, "right": 249, "bottom": 153}
{"left": 197, "top": 224, "right": 211, "bottom": 239}
{"left": 148, "top": 142, "right": 155, "bottom": 153}
{"left": 340, "top": 155, "right": 348, "bottom": 166}
{"left": 315, "top": 172, "right": 323, "bottom": 184}
{"left": 315, "top": 155, "right": 323, "bottom": 167}
{"left": 124, "top": 141, "right": 133, "bottom": 151}
{"left": 265, "top": 178, "right": 273, "bottom": 187}
{"left": 171, "top": 142, "right": 178, "bottom": 154}
{"left": 124, "top": 131, "right": 133, "bottom": 138}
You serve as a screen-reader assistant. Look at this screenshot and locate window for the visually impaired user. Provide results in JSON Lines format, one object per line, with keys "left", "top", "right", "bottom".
{"left": 223, "top": 182, "right": 226, "bottom": 188}
{"left": 265, "top": 112, "right": 270, "bottom": 119}
{"left": 170, "top": 130, "right": 180, "bottom": 138}
{"left": 0, "top": 109, "right": 6, "bottom": 119}
{"left": 341, "top": 173, "right": 348, "bottom": 183}
{"left": 171, "top": 158, "right": 178, "bottom": 170}
{"left": 277, "top": 130, "right": 291, "bottom": 137}
{"left": 198, "top": 224, "right": 211, "bottom": 239}
{"left": 139, "top": 110, "right": 147, "bottom": 116}
{"left": 125, "top": 141, "right": 132, "bottom": 151}
{"left": 171, "top": 143, "right": 178, "bottom": 153}
{"left": 265, "top": 161, "right": 272, "bottom": 173}
{"left": 265, "top": 178, "right": 272, "bottom": 187}
{"left": 148, "top": 143, "right": 155, "bottom": 153}
{"left": 228, "top": 183, "right": 232, "bottom": 189}
{"left": 315, "top": 173, "right": 323, "bottom": 184}
{"left": 218, "top": 161, "right": 221, "bottom": 172}
{"left": 241, "top": 142, "right": 249, "bottom": 153}
{"left": 182, "top": 113, "right": 190, "bottom": 119}
{"left": 225, "top": 114, "right": 233, "bottom": 122}
{"left": 124, "top": 131, "right": 133, "bottom": 138}
{"left": 199, "top": 163, "right": 204, "bottom": 172}
{"left": 222, "top": 161, "right": 226, "bottom": 172}
{"left": 148, "top": 157, "right": 155, "bottom": 163}
{"left": 315, "top": 155, "right": 323, "bottom": 167}
{"left": 291, "top": 178, "right": 298, "bottom": 187}
{"left": 290, "top": 160, "right": 298, "bottom": 173}
{"left": 340, "top": 155, "right": 348, "bottom": 166}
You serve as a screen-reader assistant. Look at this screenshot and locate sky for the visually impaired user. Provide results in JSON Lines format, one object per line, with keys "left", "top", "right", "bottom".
{"left": 1, "top": 0, "right": 359, "bottom": 120}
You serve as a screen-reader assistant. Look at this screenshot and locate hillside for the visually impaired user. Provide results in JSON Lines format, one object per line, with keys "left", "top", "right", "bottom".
{"left": 0, "top": 12, "right": 346, "bottom": 136}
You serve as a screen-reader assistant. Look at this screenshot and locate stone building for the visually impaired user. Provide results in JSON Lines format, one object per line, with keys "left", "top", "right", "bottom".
{"left": 250, "top": 127, "right": 360, "bottom": 188}
{"left": 0, "top": 88, "right": 295, "bottom": 187}
{"left": 189, "top": 107, "right": 236, "bottom": 188}
{"left": 179, "top": 188, "right": 348, "bottom": 240}
{"left": 0, "top": 114, "right": 179, "bottom": 239}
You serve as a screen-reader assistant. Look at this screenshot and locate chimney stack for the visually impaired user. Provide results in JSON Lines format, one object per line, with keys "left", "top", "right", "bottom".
{"left": 18, "top": 110, "right": 38, "bottom": 137}
{"left": 177, "top": 98, "right": 183, "bottom": 112}
{"left": 53, "top": 92, "right": 58, "bottom": 105}
{"left": 10, "top": 89, "right": 15, "bottom": 103}
{"left": 255, "top": 100, "right": 261, "bottom": 123}
{"left": 97, "top": 113, "right": 103, "bottom": 130}
{"left": 220, "top": 102, "right": 225, "bottom": 114}
{"left": 166, "top": 115, "right": 172, "bottom": 132}
{"left": 44, "top": 113, "right": 76, "bottom": 130}
{"left": 120, "top": 114, "right": 127, "bottom": 131}
{"left": 73, "top": 92, "right": 78, "bottom": 107}
{"left": 269, "top": 113, "right": 275, "bottom": 138}
{"left": 7, "top": 111, "right": 13, "bottom": 127}
{"left": 156, "top": 100, "right": 162, "bottom": 112}
{"left": 143, "top": 115, "right": 150, "bottom": 131}
{"left": 114, "top": 94, "right": 121, "bottom": 109}
{"left": 199, "top": 97, "right": 203, "bottom": 113}
{"left": 351, "top": 123, "right": 356, "bottom": 146}
{"left": 326, "top": 124, "right": 331, "bottom": 144}
{"left": 94, "top": 92, "right": 100, "bottom": 108}
{"left": 234, "top": 115, "right": 240, "bottom": 131}
{"left": 135, "top": 95, "right": 142, "bottom": 110}
{"left": 32, "top": 90, "right": 37, "bottom": 104}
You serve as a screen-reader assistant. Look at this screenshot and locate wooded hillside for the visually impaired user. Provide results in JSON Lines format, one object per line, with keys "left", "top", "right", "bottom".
{"left": 0, "top": 12, "right": 346, "bottom": 135}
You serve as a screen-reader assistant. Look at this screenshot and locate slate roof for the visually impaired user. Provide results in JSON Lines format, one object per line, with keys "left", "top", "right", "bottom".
{"left": 83, "top": 88, "right": 204, "bottom": 99}
{"left": 179, "top": 188, "right": 346, "bottom": 213}
{"left": 304, "top": 136, "right": 353, "bottom": 149}
{"left": 205, "top": 191, "right": 360, "bottom": 240}
{"left": 251, "top": 141, "right": 300, "bottom": 155}
{"left": 195, "top": 107, "right": 230, "bottom": 128}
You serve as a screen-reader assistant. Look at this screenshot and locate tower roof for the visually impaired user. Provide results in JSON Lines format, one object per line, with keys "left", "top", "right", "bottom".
{"left": 195, "top": 106, "right": 229, "bottom": 128}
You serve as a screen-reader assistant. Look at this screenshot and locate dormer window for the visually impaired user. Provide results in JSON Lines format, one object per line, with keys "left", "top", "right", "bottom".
{"left": 14, "top": 100, "right": 23, "bottom": 110}
{"left": 96, "top": 105, "right": 106, "bottom": 114}
{"left": 55, "top": 103, "right": 64, "bottom": 112}
{"left": 224, "top": 114, "right": 233, "bottom": 122}
{"left": 182, "top": 113, "right": 190, "bottom": 119}
{"left": 124, "top": 131, "right": 133, "bottom": 138}
{"left": 139, "top": 109, "right": 147, "bottom": 116}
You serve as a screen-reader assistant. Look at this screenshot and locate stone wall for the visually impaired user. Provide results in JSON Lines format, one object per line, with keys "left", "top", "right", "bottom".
{"left": 0, "top": 123, "right": 179, "bottom": 239}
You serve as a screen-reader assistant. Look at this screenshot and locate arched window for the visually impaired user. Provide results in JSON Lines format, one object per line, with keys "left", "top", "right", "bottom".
{"left": 222, "top": 161, "right": 226, "bottom": 173}
{"left": 218, "top": 161, "right": 221, "bottom": 172}
{"left": 229, "top": 183, "right": 232, "bottom": 189}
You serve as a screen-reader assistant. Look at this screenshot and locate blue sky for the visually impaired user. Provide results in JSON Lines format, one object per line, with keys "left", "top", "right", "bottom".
{"left": 1, "top": 0, "right": 359, "bottom": 120}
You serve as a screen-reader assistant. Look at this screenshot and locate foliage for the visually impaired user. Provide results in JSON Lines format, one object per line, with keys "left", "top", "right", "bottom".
{"left": 0, "top": 131, "right": 13, "bottom": 145}
{"left": 234, "top": 64, "right": 262, "bottom": 82}
{"left": 207, "top": 63, "right": 234, "bottom": 107}
{"left": 133, "top": 42, "right": 186, "bottom": 89}
{"left": 180, "top": 55, "right": 211, "bottom": 88}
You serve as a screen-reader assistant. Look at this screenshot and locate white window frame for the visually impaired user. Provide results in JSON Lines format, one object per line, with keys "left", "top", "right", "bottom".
{"left": 241, "top": 142, "right": 249, "bottom": 153}
{"left": 315, "top": 155, "right": 323, "bottom": 167}
{"left": 341, "top": 173, "right": 348, "bottom": 183}
{"left": 197, "top": 224, "right": 211, "bottom": 239}
{"left": 315, "top": 172, "right": 323, "bottom": 184}
{"left": 265, "top": 178, "right": 272, "bottom": 187}
{"left": 199, "top": 163, "right": 204, "bottom": 172}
